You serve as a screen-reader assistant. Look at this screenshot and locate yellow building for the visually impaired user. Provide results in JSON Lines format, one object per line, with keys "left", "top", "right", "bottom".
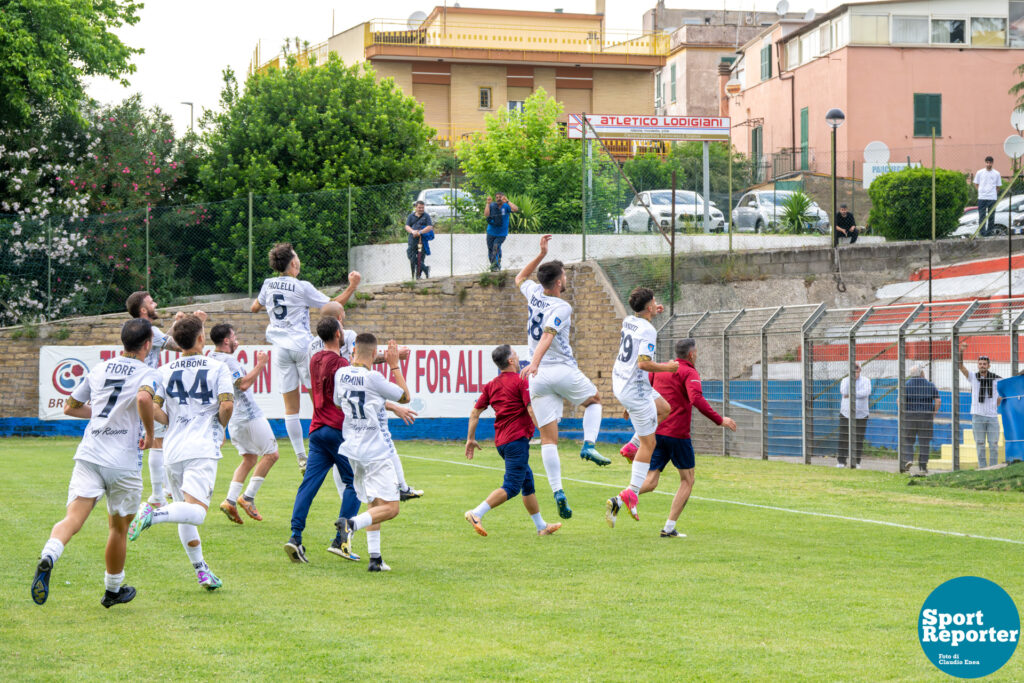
{"left": 261, "top": 5, "right": 667, "bottom": 146}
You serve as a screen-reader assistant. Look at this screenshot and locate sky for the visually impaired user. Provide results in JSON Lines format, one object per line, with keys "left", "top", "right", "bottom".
{"left": 85, "top": 0, "right": 842, "bottom": 135}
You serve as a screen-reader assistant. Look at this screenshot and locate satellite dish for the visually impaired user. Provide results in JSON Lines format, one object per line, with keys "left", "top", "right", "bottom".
{"left": 1005, "top": 134, "right": 1024, "bottom": 160}
{"left": 803, "top": 9, "right": 816, "bottom": 22}
{"left": 863, "top": 141, "right": 890, "bottom": 165}
{"left": 407, "top": 11, "right": 428, "bottom": 30}
{"left": 1012, "top": 109, "right": 1024, "bottom": 133}
{"left": 775, "top": 1, "right": 789, "bottom": 18}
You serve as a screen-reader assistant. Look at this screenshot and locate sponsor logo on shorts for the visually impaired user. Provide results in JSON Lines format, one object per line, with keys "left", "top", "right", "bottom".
{"left": 52, "top": 358, "right": 89, "bottom": 396}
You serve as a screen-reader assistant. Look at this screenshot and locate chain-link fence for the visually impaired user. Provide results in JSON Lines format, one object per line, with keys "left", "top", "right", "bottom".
{"left": 657, "top": 299, "right": 1024, "bottom": 472}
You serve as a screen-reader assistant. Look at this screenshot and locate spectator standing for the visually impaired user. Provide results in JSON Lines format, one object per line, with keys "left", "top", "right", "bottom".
{"left": 484, "top": 192, "right": 518, "bottom": 271}
{"left": 902, "top": 365, "right": 940, "bottom": 473}
{"left": 837, "top": 363, "right": 871, "bottom": 468}
{"left": 834, "top": 204, "right": 859, "bottom": 245}
{"left": 405, "top": 200, "right": 434, "bottom": 279}
{"left": 973, "top": 156, "right": 1003, "bottom": 236}
{"left": 959, "top": 341, "right": 1002, "bottom": 467}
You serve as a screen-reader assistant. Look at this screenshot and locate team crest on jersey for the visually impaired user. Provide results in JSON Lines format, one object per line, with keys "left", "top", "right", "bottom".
{"left": 52, "top": 358, "right": 89, "bottom": 395}
{"left": 648, "top": 343, "right": 655, "bottom": 352}
{"left": 554, "top": 317, "right": 561, "bottom": 326}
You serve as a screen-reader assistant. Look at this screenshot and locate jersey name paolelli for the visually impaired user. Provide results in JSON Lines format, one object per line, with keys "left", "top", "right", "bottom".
{"left": 257, "top": 276, "right": 330, "bottom": 353}
{"left": 154, "top": 354, "right": 234, "bottom": 463}
{"left": 209, "top": 351, "right": 263, "bottom": 427}
{"left": 520, "top": 280, "right": 576, "bottom": 367}
{"left": 334, "top": 366, "right": 405, "bottom": 462}
{"left": 612, "top": 315, "right": 657, "bottom": 398}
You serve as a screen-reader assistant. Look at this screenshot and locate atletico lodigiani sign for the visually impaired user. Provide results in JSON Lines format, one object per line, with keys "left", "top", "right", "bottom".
{"left": 567, "top": 114, "right": 731, "bottom": 142}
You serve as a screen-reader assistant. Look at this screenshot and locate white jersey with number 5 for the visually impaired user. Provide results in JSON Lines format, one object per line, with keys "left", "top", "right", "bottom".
{"left": 520, "top": 280, "right": 575, "bottom": 367}
{"left": 154, "top": 354, "right": 234, "bottom": 464}
{"left": 70, "top": 356, "right": 157, "bottom": 471}
{"left": 612, "top": 315, "right": 657, "bottom": 399}
{"left": 334, "top": 366, "right": 405, "bottom": 462}
{"left": 257, "top": 276, "right": 330, "bottom": 353}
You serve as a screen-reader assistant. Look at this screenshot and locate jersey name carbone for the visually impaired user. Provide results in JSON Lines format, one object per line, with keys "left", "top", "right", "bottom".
{"left": 334, "top": 365, "right": 405, "bottom": 462}
{"left": 612, "top": 315, "right": 657, "bottom": 397}
{"left": 155, "top": 354, "right": 234, "bottom": 463}
{"left": 520, "top": 280, "right": 576, "bottom": 367}
{"left": 257, "top": 276, "right": 330, "bottom": 353}
{"left": 209, "top": 351, "right": 263, "bottom": 426}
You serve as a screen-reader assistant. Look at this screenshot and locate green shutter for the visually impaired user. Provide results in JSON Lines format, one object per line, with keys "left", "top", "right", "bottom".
{"left": 913, "top": 93, "right": 941, "bottom": 136}
{"left": 800, "top": 107, "right": 809, "bottom": 170}
{"left": 761, "top": 45, "right": 772, "bottom": 80}
{"left": 670, "top": 64, "right": 677, "bottom": 102}
{"left": 929, "top": 94, "right": 942, "bottom": 137}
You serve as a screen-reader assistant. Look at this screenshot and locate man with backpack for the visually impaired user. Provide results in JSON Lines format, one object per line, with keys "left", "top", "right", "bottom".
{"left": 484, "top": 192, "right": 518, "bottom": 271}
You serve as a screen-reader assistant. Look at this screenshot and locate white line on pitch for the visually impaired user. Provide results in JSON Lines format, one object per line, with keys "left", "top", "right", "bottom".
{"left": 399, "top": 453, "right": 1024, "bottom": 547}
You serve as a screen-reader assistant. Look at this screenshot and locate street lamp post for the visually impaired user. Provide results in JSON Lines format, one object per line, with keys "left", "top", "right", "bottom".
{"left": 181, "top": 101, "right": 194, "bottom": 131}
{"left": 826, "top": 108, "right": 846, "bottom": 247}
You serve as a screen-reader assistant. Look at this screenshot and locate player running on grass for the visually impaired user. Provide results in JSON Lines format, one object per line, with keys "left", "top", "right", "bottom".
{"left": 209, "top": 323, "right": 278, "bottom": 524}
{"left": 516, "top": 234, "right": 610, "bottom": 521}
{"left": 128, "top": 315, "right": 234, "bottom": 592}
{"left": 251, "top": 243, "right": 359, "bottom": 473}
{"left": 32, "top": 319, "right": 158, "bottom": 608}
{"left": 333, "top": 336, "right": 411, "bottom": 572}
{"left": 604, "top": 287, "right": 678, "bottom": 527}
{"left": 464, "top": 344, "right": 561, "bottom": 537}
{"left": 616, "top": 337, "right": 736, "bottom": 535}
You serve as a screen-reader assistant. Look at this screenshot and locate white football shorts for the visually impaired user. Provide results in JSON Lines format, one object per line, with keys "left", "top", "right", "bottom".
{"left": 167, "top": 458, "right": 219, "bottom": 507}
{"left": 66, "top": 459, "right": 143, "bottom": 518}
{"left": 229, "top": 417, "right": 278, "bottom": 457}
{"left": 351, "top": 458, "right": 400, "bottom": 504}
{"left": 273, "top": 345, "right": 310, "bottom": 394}
{"left": 529, "top": 364, "right": 598, "bottom": 428}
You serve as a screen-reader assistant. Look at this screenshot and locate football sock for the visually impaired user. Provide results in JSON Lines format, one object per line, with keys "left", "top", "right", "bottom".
{"left": 664, "top": 519, "right": 677, "bottom": 533}
{"left": 104, "top": 571, "right": 124, "bottom": 593}
{"left": 226, "top": 481, "right": 244, "bottom": 504}
{"left": 178, "top": 524, "right": 205, "bottom": 567}
{"left": 41, "top": 538, "right": 64, "bottom": 564}
{"left": 541, "top": 444, "right": 562, "bottom": 492}
{"left": 530, "top": 512, "right": 547, "bottom": 532}
{"left": 582, "top": 404, "right": 602, "bottom": 443}
{"left": 388, "top": 447, "right": 408, "bottom": 489}
{"left": 332, "top": 466, "right": 347, "bottom": 499}
{"left": 629, "top": 460, "right": 651, "bottom": 494}
{"left": 472, "top": 502, "right": 491, "bottom": 519}
{"left": 352, "top": 511, "right": 373, "bottom": 532}
{"left": 243, "top": 476, "right": 264, "bottom": 501}
{"left": 284, "top": 414, "right": 306, "bottom": 461}
{"left": 148, "top": 448, "right": 165, "bottom": 500}
{"left": 628, "top": 434, "right": 641, "bottom": 448}
{"left": 367, "top": 530, "right": 381, "bottom": 557}
{"left": 152, "top": 502, "right": 206, "bottom": 526}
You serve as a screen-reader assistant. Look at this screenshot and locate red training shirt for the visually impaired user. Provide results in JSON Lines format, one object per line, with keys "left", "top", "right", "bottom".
{"left": 309, "top": 348, "right": 349, "bottom": 434}
{"left": 474, "top": 371, "right": 535, "bottom": 447}
{"left": 651, "top": 359, "right": 723, "bottom": 439}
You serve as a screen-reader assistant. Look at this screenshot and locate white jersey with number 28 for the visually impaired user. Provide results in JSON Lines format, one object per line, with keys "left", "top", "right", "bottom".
{"left": 520, "top": 280, "right": 576, "bottom": 367}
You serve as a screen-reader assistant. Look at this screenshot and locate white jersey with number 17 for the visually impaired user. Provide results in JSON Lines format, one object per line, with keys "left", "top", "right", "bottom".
{"left": 257, "top": 276, "right": 330, "bottom": 353}
{"left": 335, "top": 366, "right": 405, "bottom": 462}
{"left": 520, "top": 280, "right": 576, "bottom": 367}
{"left": 612, "top": 315, "right": 657, "bottom": 399}
{"left": 154, "top": 354, "right": 234, "bottom": 464}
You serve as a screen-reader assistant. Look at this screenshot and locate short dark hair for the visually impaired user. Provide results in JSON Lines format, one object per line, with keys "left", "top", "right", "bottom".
{"left": 675, "top": 338, "right": 696, "bottom": 359}
{"left": 269, "top": 243, "right": 295, "bottom": 273}
{"left": 839, "top": 204, "right": 848, "bottom": 209}
{"left": 354, "top": 332, "right": 378, "bottom": 357}
{"left": 985, "top": 156, "right": 994, "bottom": 163}
{"left": 122, "top": 318, "right": 153, "bottom": 353}
{"left": 628, "top": 287, "right": 655, "bottom": 313}
{"left": 537, "top": 261, "right": 564, "bottom": 289}
{"left": 172, "top": 314, "right": 204, "bottom": 350}
{"left": 317, "top": 316, "right": 341, "bottom": 342}
{"left": 415, "top": 200, "right": 425, "bottom": 206}
{"left": 491, "top": 344, "right": 513, "bottom": 370}
{"left": 126, "top": 291, "right": 149, "bottom": 319}
{"left": 209, "top": 323, "right": 234, "bottom": 346}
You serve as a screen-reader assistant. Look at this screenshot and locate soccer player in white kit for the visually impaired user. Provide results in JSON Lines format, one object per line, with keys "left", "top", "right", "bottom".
{"left": 515, "top": 235, "right": 610, "bottom": 521}
{"left": 128, "top": 315, "right": 234, "bottom": 592}
{"left": 333, "top": 335, "right": 411, "bottom": 572}
{"left": 126, "top": 291, "right": 207, "bottom": 508}
{"left": 605, "top": 287, "right": 678, "bottom": 527}
{"left": 250, "top": 242, "right": 360, "bottom": 472}
{"left": 209, "top": 323, "right": 279, "bottom": 524}
{"left": 32, "top": 318, "right": 158, "bottom": 608}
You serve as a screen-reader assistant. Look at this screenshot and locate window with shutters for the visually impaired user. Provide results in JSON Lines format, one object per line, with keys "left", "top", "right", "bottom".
{"left": 760, "top": 44, "right": 772, "bottom": 80}
{"left": 670, "top": 64, "right": 677, "bottom": 103}
{"left": 655, "top": 71, "right": 662, "bottom": 108}
{"left": 913, "top": 93, "right": 941, "bottom": 137}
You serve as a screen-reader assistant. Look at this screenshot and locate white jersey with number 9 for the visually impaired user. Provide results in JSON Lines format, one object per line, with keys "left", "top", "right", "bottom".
{"left": 612, "top": 315, "right": 657, "bottom": 400}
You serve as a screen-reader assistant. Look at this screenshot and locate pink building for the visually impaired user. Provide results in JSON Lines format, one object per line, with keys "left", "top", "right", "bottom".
{"left": 724, "top": 0, "right": 1024, "bottom": 182}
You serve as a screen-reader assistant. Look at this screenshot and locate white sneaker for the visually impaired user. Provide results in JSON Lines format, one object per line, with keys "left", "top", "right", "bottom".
{"left": 296, "top": 454, "right": 308, "bottom": 473}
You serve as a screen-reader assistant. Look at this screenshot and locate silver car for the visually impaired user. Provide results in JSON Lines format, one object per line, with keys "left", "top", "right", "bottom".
{"left": 416, "top": 188, "right": 475, "bottom": 219}
{"left": 731, "top": 190, "right": 830, "bottom": 233}
{"left": 955, "top": 197, "right": 1024, "bottom": 236}
{"left": 618, "top": 190, "right": 725, "bottom": 233}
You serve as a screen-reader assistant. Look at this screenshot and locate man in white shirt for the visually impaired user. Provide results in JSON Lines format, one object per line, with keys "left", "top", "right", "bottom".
{"left": 959, "top": 341, "right": 1002, "bottom": 467}
{"left": 838, "top": 363, "right": 871, "bottom": 468}
{"left": 973, "top": 156, "right": 1002, "bottom": 236}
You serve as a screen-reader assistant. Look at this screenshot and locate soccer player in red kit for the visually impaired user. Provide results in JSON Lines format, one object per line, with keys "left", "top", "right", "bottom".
{"left": 464, "top": 345, "right": 561, "bottom": 537}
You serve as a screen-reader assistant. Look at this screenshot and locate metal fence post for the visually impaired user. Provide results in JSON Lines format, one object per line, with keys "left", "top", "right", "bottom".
{"left": 1011, "top": 307, "right": 1024, "bottom": 377}
{"left": 46, "top": 217, "right": 52, "bottom": 318}
{"left": 581, "top": 112, "right": 587, "bottom": 262}
{"left": 847, "top": 308, "right": 873, "bottom": 469}
{"left": 450, "top": 175, "right": 455, "bottom": 278}
{"left": 722, "top": 309, "right": 745, "bottom": 457}
{"left": 760, "top": 306, "right": 783, "bottom": 460}
{"left": 800, "top": 303, "right": 826, "bottom": 464}
{"left": 951, "top": 301, "right": 980, "bottom": 471}
{"left": 247, "top": 192, "right": 253, "bottom": 299}
{"left": 346, "top": 185, "right": 352, "bottom": 268}
{"left": 145, "top": 206, "right": 150, "bottom": 293}
{"left": 897, "top": 304, "right": 924, "bottom": 471}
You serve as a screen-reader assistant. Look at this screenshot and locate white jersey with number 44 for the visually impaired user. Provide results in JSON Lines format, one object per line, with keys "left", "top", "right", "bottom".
{"left": 334, "top": 366, "right": 405, "bottom": 463}
{"left": 520, "top": 280, "right": 576, "bottom": 367}
{"left": 612, "top": 315, "right": 657, "bottom": 399}
{"left": 154, "top": 354, "right": 234, "bottom": 464}
{"left": 257, "top": 276, "right": 330, "bottom": 353}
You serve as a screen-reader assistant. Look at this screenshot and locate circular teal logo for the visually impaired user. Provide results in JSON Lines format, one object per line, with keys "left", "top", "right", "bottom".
{"left": 919, "top": 577, "right": 1020, "bottom": 678}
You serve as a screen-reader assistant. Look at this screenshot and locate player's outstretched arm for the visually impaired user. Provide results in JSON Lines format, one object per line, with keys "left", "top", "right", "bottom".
{"left": 236, "top": 351, "right": 269, "bottom": 392}
{"left": 385, "top": 340, "right": 411, "bottom": 404}
{"left": 250, "top": 298, "right": 264, "bottom": 313}
{"left": 386, "top": 401, "right": 417, "bottom": 425}
{"left": 638, "top": 358, "right": 679, "bottom": 373}
{"left": 63, "top": 398, "right": 91, "bottom": 420}
{"left": 465, "top": 407, "right": 484, "bottom": 459}
{"left": 514, "top": 234, "right": 552, "bottom": 287}
{"left": 332, "top": 271, "right": 362, "bottom": 306}
{"left": 137, "top": 389, "right": 156, "bottom": 449}
{"left": 520, "top": 331, "right": 554, "bottom": 378}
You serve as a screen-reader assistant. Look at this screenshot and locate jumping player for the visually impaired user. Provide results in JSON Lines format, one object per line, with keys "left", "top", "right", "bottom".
{"left": 209, "top": 323, "right": 279, "bottom": 524}
{"left": 128, "top": 315, "right": 234, "bottom": 592}
{"left": 31, "top": 319, "right": 158, "bottom": 607}
{"left": 516, "top": 234, "right": 609, "bottom": 521}
{"left": 334, "top": 336, "right": 411, "bottom": 572}
{"left": 251, "top": 243, "right": 359, "bottom": 472}
{"left": 605, "top": 287, "right": 678, "bottom": 527}
{"left": 464, "top": 344, "right": 561, "bottom": 537}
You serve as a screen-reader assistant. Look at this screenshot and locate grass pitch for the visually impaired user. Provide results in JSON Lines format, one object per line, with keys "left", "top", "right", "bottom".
{"left": 3, "top": 437, "right": 1023, "bottom": 681}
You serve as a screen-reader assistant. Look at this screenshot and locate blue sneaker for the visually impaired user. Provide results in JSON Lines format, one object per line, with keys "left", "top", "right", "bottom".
{"left": 128, "top": 503, "right": 154, "bottom": 541}
{"left": 553, "top": 489, "right": 573, "bottom": 519}
{"left": 580, "top": 441, "right": 610, "bottom": 466}
{"left": 32, "top": 557, "right": 53, "bottom": 605}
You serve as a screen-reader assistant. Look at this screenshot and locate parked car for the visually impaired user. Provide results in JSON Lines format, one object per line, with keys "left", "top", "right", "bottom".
{"left": 618, "top": 190, "right": 725, "bottom": 233}
{"left": 416, "top": 188, "right": 475, "bottom": 219}
{"left": 953, "top": 197, "right": 1024, "bottom": 236}
{"left": 731, "top": 190, "right": 830, "bottom": 233}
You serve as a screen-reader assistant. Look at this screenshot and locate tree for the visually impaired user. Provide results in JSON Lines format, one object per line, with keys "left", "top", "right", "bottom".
{"left": 867, "top": 167, "right": 969, "bottom": 240}
{"left": 0, "top": 0, "right": 142, "bottom": 130}
{"left": 457, "top": 89, "right": 582, "bottom": 232}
